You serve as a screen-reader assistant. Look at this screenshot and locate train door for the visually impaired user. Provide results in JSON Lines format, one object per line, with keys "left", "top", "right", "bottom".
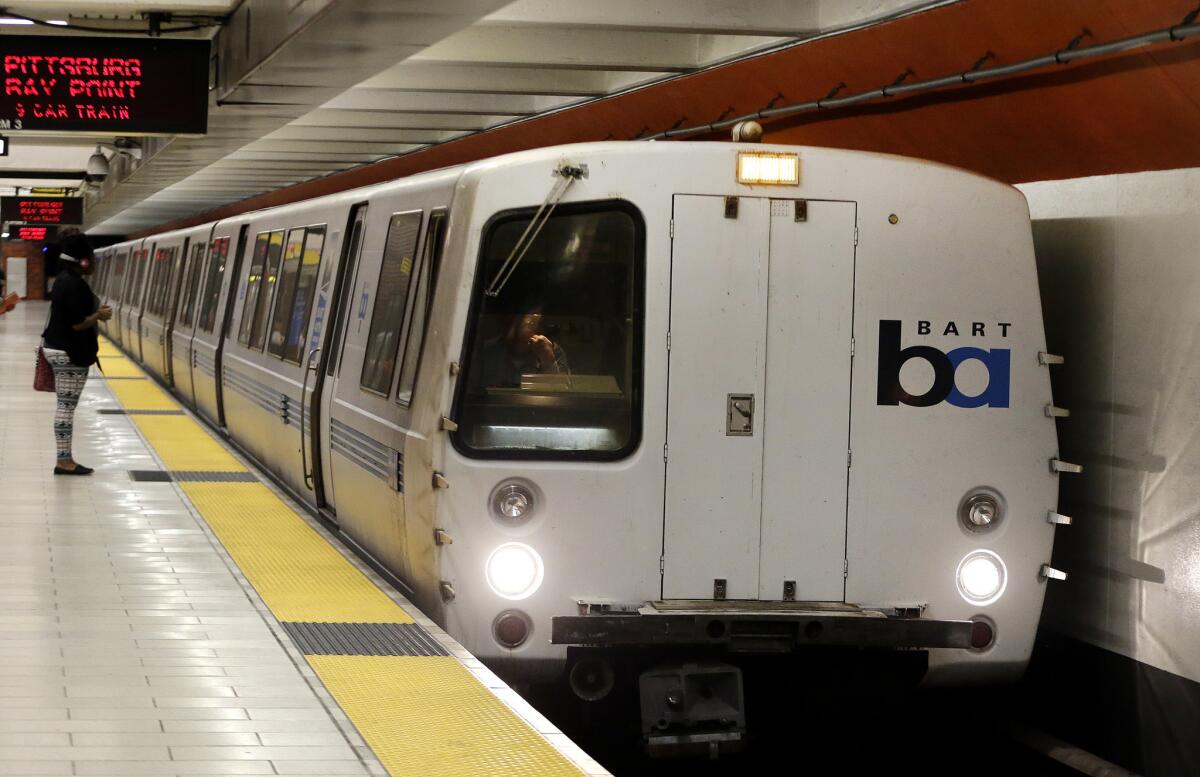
{"left": 312, "top": 203, "right": 368, "bottom": 515}
{"left": 662, "top": 195, "right": 856, "bottom": 602}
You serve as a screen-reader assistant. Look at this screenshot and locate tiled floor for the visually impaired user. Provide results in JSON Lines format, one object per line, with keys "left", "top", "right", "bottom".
{"left": 0, "top": 302, "right": 382, "bottom": 775}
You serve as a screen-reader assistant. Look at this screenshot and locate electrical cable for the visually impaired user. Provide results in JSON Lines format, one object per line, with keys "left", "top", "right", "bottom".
{"left": 0, "top": 6, "right": 222, "bottom": 34}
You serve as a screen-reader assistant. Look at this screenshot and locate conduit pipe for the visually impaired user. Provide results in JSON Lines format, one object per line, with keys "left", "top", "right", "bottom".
{"left": 645, "top": 15, "right": 1200, "bottom": 141}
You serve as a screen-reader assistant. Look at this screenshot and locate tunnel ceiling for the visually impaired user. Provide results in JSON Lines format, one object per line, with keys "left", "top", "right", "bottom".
{"left": 5, "top": 0, "right": 1198, "bottom": 236}
{"left": 1, "top": 0, "right": 944, "bottom": 234}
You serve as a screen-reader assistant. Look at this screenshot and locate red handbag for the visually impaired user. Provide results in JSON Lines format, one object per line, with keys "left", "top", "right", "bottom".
{"left": 34, "top": 347, "right": 56, "bottom": 392}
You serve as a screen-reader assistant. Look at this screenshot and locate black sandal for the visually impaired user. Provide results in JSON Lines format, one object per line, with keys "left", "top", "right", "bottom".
{"left": 54, "top": 464, "right": 94, "bottom": 476}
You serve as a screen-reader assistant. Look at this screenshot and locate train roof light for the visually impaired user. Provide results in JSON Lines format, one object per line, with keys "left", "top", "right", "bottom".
{"left": 737, "top": 152, "right": 799, "bottom": 186}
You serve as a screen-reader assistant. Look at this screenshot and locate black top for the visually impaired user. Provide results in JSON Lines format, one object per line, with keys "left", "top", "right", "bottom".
{"left": 42, "top": 268, "right": 99, "bottom": 367}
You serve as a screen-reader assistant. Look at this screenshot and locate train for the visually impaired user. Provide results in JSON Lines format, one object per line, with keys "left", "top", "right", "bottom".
{"left": 90, "top": 141, "right": 1065, "bottom": 752}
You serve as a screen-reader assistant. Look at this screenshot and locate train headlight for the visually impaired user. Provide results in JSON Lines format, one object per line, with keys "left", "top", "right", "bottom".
{"left": 956, "top": 550, "right": 1007, "bottom": 606}
{"left": 485, "top": 543, "right": 544, "bottom": 600}
{"left": 960, "top": 491, "right": 1003, "bottom": 532}
{"left": 491, "top": 481, "right": 535, "bottom": 521}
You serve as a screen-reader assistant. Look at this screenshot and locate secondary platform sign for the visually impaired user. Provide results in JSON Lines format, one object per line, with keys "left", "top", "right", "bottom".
{"left": 1, "top": 35, "right": 209, "bottom": 134}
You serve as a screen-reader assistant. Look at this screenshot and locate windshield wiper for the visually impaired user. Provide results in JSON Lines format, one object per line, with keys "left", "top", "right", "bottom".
{"left": 484, "top": 162, "right": 588, "bottom": 298}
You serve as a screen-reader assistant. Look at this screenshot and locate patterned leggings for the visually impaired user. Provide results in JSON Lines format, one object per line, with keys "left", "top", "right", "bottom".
{"left": 43, "top": 348, "right": 90, "bottom": 461}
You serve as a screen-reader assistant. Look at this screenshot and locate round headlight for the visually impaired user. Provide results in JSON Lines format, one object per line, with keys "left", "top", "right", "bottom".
{"left": 492, "top": 482, "right": 534, "bottom": 521}
{"left": 485, "top": 542, "right": 545, "bottom": 600}
{"left": 956, "top": 550, "right": 1007, "bottom": 606}
{"left": 959, "top": 491, "right": 1003, "bottom": 532}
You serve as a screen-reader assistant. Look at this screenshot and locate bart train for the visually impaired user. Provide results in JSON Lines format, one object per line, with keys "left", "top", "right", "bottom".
{"left": 90, "top": 142, "right": 1066, "bottom": 749}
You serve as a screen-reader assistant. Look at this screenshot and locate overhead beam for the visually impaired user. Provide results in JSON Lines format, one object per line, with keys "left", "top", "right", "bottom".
{"left": 411, "top": 26, "right": 717, "bottom": 72}
{"left": 292, "top": 110, "right": 519, "bottom": 130}
{"left": 355, "top": 64, "right": 641, "bottom": 96}
{"left": 483, "top": 0, "right": 820, "bottom": 36}
{"left": 321, "top": 90, "right": 567, "bottom": 115}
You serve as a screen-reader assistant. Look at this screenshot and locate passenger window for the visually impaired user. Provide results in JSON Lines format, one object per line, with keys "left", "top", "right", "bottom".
{"left": 113, "top": 251, "right": 127, "bottom": 303}
{"left": 267, "top": 229, "right": 307, "bottom": 359}
{"left": 238, "top": 234, "right": 268, "bottom": 345}
{"left": 149, "top": 247, "right": 176, "bottom": 317}
{"left": 249, "top": 231, "right": 285, "bottom": 350}
{"left": 198, "top": 237, "right": 229, "bottom": 334}
{"left": 283, "top": 227, "right": 325, "bottom": 364}
{"left": 124, "top": 250, "right": 139, "bottom": 306}
{"left": 396, "top": 210, "right": 447, "bottom": 407}
{"left": 455, "top": 203, "right": 643, "bottom": 458}
{"left": 177, "top": 243, "right": 207, "bottom": 327}
{"left": 145, "top": 249, "right": 161, "bottom": 315}
{"left": 326, "top": 210, "right": 366, "bottom": 379}
{"left": 132, "top": 248, "right": 151, "bottom": 313}
{"left": 361, "top": 212, "right": 422, "bottom": 395}
{"left": 238, "top": 232, "right": 272, "bottom": 346}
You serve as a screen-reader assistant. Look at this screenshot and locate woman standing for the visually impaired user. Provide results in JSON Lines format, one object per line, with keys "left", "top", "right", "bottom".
{"left": 41, "top": 233, "right": 111, "bottom": 475}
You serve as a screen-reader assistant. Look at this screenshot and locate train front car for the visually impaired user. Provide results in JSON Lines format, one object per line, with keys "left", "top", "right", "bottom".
{"left": 425, "top": 143, "right": 1062, "bottom": 752}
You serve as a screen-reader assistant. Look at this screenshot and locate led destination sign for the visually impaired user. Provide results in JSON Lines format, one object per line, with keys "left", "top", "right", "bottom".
{"left": 1, "top": 35, "right": 209, "bottom": 134}
{"left": 1, "top": 196, "right": 83, "bottom": 225}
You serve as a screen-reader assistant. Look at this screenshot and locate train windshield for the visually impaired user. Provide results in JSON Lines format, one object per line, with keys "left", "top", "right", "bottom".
{"left": 455, "top": 202, "right": 643, "bottom": 459}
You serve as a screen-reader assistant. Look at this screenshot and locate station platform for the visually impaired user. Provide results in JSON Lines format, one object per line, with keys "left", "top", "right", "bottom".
{"left": 0, "top": 301, "right": 607, "bottom": 777}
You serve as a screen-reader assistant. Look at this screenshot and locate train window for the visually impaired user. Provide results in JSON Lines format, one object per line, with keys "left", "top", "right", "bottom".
{"left": 283, "top": 227, "right": 325, "bottom": 364}
{"left": 262, "top": 226, "right": 326, "bottom": 363}
{"left": 131, "top": 248, "right": 150, "bottom": 312}
{"left": 325, "top": 208, "right": 367, "bottom": 379}
{"left": 238, "top": 231, "right": 278, "bottom": 347}
{"left": 177, "top": 242, "right": 207, "bottom": 327}
{"left": 144, "top": 248, "right": 160, "bottom": 315}
{"left": 115, "top": 253, "right": 132, "bottom": 304}
{"left": 454, "top": 201, "right": 644, "bottom": 459}
{"left": 197, "top": 237, "right": 229, "bottom": 334}
{"left": 112, "top": 250, "right": 127, "bottom": 303}
{"left": 396, "top": 209, "right": 447, "bottom": 407}
{"left": 250, "top": 231, "right": 285, "bottom": 350}
{"left": 361, "top": 211, "right": 422, "bottom": 395}
{"left": 147, "top": 247, "right": 176, "bottom": 317}
{"left": 267, "top": 228, "right": 307, "bottom": 359}
{"left": 237, "top": 233, "right": 268, "bottom": 345}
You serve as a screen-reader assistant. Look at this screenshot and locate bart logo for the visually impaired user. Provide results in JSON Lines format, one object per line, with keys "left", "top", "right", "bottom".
{"left": 876, "top": 320, "right": 1011, "bottom": 408}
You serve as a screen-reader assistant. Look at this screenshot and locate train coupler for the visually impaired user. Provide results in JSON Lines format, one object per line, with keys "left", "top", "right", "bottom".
{"left": 639, "top": 661, "right": 746, "bottom": 759}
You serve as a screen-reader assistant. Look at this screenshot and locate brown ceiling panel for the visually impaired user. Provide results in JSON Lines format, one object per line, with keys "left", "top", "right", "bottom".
{"left": 138, "top": 0, "right": 1200, "bottom": 236}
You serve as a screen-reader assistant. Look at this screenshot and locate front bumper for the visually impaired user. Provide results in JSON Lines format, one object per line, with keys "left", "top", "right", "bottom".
{"left": 552, "top": 602, "right": 974, "bottom": 652}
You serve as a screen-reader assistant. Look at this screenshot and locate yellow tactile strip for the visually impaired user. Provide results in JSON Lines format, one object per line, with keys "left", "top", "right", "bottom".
{"left": 132, "top": 416, "right": 246, "bottom": 472}
{"left": 96, "top": 351, "right": 145, "bottom": 377}
{"left": 106, "top": 377, "right": 183, "bottom": 411}
{"left": 99, "top": 337, "right": 588, "bottom": 777}
{"left": 181, "top": 482, "right": 413, "bottom": 624}
{"left": 310, "top": 656, "right": 584, "bottom": 777}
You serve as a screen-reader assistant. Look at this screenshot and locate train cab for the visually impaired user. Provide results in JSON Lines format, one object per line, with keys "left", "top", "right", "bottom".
{"left": 99, "top": 142, "right": 1064, "bottom": 750}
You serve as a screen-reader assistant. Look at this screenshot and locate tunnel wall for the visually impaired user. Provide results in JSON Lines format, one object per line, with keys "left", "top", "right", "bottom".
{"left": 1017, "top": 168, "right": 1200, "bottom": 777}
